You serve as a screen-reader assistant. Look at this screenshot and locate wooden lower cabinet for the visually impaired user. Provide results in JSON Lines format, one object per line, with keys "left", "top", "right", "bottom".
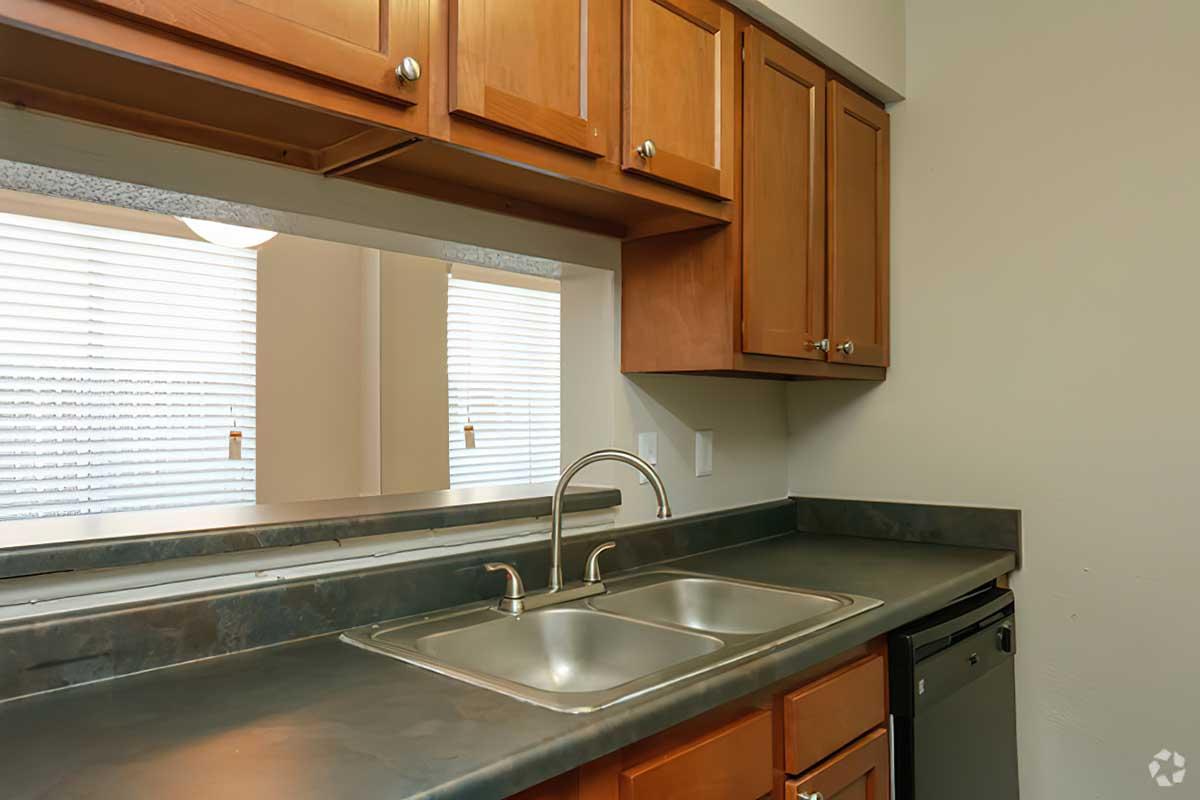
{"left": 507, "top": 643, "right": 887, "bottom": 800}
{"left": 618, "top": 709, "right": 772, "bottom": 800}
{"left": 781, "top": 654, "right": 886, "bottom": 775}
{"left": 784, "top": 729, "right": 890, "bottom": 800}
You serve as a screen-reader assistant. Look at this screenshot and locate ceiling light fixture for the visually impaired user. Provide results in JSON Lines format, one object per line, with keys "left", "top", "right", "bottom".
{"left": 178, "top": 217, "right": 278, "bottom": 249}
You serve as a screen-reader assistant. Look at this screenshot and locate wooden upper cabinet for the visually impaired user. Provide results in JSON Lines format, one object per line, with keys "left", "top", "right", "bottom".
{"left": 827, "top": 81, "right": 890, "bottom": 367}
{"left": 785, "top": 729, "right": 890, "bottom": 800}
{"left": 622, "top": 0, "right": 735, "bottom": 199}
{"left": 77, "top": 0, "right": 427, "bottom": 105}
{"left": 741, "top": 27, "right": 826, "bottom": 359}
{"left": 448, "top": 0, "right": 610, "bottom": 156}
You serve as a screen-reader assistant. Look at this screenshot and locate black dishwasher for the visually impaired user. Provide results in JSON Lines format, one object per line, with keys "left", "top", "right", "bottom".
{"left": 890, "top": 586, "right": 1019, "bottom": 800}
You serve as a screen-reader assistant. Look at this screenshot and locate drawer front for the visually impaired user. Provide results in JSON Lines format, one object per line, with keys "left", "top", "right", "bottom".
{"left": 619, "top": 709, "right": 772, "bottom": 800}
{"left": 786, "top": 728, "right": 890, "bottom": 800}
{"left": 783, "top": 654, "right": 886, "bottom": 775}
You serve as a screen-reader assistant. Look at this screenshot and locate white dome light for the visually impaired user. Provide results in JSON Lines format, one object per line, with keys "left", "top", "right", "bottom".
{"left": 178, "top": 217, "right": 278, "bottom": 249}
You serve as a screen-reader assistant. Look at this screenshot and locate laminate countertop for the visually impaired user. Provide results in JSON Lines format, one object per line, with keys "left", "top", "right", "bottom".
{"left": 0, "top": 532, "right": 1016, "bottom": 800}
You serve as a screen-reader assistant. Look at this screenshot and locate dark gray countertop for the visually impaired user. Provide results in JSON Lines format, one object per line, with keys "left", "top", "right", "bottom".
{"left": 0, "top": 531, "right": 1015, "bottom": 800}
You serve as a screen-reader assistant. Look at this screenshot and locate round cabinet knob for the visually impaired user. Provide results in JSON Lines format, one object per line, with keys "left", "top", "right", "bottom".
{"left": 836, "top": 340, "right": 856, "bottom": 356}
{"left": 635, "top": 139, "right": 657, "bottom": 159}
{"left": 809, "top": 338, "right": 830, "bottom": 353}
{"left": 799, "top": 793, "right": 824, "bottom": 800}
{"left": 395, "top": 56, "right": 422, "bottom": 83}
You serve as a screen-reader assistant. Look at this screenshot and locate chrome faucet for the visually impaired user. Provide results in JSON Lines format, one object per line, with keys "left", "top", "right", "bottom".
{"left": 483, "top": 449, "right": 672, "bottom": 615}
{"left": 549, "top": 449, "right": 671, "bottom": 592}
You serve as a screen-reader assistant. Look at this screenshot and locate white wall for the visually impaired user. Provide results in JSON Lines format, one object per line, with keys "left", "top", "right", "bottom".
{"left": 730, "top": 0, "right": 905, "bottom": 101}
{"left": 786, "top": 1, "right": 1200, "bottom": 794}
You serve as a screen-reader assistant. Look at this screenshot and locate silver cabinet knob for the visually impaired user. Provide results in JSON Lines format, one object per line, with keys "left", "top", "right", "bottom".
{"left": 583, "top": 541, "right": 616, "bottom": 584}
{"left": 809, "top": 338, "right": 830, "bottom": 353}
{"left": 635, "top": 139, "right": 657, "bottom": 159}
{"left": 798, "top": 793, "right": 823, "bottom": 800}
{"left": 395, "top": 56, "right": 422, "bottom": 83}
{"left": 836, "top": 340, "right": 855, "bottom": 356}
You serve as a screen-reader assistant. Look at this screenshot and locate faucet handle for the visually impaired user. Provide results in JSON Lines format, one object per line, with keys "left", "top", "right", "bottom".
{"left": 582, "top": 542, "right": 617, "bottom": 584}
{"left": 484, "top": 562, "right": 527, "bottom": 615}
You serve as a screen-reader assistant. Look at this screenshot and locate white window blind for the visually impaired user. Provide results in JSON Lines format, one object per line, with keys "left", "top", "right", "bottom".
{"left": 0, "top": 211, "right": 256, "bottom": 521}
{"left": 448, "top": 272, "right": 560, "bottom": 488}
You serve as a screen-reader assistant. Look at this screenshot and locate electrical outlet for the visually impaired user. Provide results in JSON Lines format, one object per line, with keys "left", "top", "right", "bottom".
{"left": 695, "top": 430, "right": 713, "bottom": 477}
{"left": 636, "top": 432, "right": 658, "bottom": 484}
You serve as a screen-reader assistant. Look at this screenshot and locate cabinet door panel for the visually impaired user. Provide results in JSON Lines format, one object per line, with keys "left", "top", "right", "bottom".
{"left": 449, "top": 0, "right": 609, "bottom": 155}
{"left": 741, "top": 27, "right": 826, "bottom": 359}
{"left": 619, "top": 709, "right": 772, "bottom": 800}
{"left": 622, "top": 0, "right": 734, "bottom": 198}
{"left": 827, "top": 81, "right": 890, "bottom": 367}
{"left": 79, "top": 0, "right": 425, "bottom": 104}
{"left": 785, "top": 729, "right": 890, "bottom": 800}
{"left": 782, "top": 654, "right": 885, "bottom": 775}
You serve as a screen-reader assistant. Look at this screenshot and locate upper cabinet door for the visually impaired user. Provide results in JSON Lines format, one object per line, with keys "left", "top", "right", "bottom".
{"left": 448, "top": 0, "right": 610, "bottom": 157}
{"left": 827, "top": 81, "right": 890, "bottom": 367}
{"left": 622, "top": 0, "right": 735, "bottom": 199}
{"left": 81, "top": 0, "right": 426, "bottom": 106}
{"left": 741, "top": 27, "right": 826, "bottom": 359}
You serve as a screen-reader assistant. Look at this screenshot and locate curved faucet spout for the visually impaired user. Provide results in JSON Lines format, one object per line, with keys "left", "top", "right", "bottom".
{"left": 549, "top": 449, "right": 672, "bottom": 592}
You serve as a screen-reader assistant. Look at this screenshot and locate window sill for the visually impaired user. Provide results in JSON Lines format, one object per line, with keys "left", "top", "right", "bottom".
{"left": 0, "top": 484, "right": 621, "bottom": 580}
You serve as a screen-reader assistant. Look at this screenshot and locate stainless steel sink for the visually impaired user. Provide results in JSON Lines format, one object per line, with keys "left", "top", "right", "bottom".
{"left": 342, "top": 570, "right": 881, "bottom": 713}
{"left": 590, "top": 576, "right": 844, "bottom": 635}
{"left": 407, "top": 607, "right": 721, "bottom": 693}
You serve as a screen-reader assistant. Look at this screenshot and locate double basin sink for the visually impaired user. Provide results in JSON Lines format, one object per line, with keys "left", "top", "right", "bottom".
{"left": 341, "top": 570, "right": 881, "bottom": 713}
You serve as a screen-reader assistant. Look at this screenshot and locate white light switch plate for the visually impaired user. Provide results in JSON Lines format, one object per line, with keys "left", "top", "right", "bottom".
{"left": 695, "top": 430, "right": 713, "bottom": 477}
{"left": 637, "top": 432, "right": 658, "bottom": 484}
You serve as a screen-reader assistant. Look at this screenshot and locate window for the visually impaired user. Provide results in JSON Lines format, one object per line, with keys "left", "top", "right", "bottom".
{"left": 0, "top": 211, "right": 256, "bottom": 520}
{"left": 447, "top": 271, "right": 560, "bottom": 488}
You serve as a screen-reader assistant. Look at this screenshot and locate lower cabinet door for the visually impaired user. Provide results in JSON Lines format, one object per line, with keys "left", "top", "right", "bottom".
{"left": 785, "top": 728, "right": 890, "bottom": 800}
{"left": 620, "top": 709, "right": 773, "bottom": 800}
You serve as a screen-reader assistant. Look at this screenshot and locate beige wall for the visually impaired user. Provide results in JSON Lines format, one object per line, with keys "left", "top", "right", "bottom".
{"left": 730, "top": 0, "right": 905, "bottom": 101}
{"left": 380, "top": 252, "right": 450, "bottom": 494}
{"left": 256, "top": 235, "right": 371, "bottom": 503}
{"left": 563, "top": 264, "right": 791, "bottom": 526}
{"left": 258, "top": 240, "right": 452, "bottom": 502}
{"left": 786, "top": 1, "right": 1200, "bottom": 794}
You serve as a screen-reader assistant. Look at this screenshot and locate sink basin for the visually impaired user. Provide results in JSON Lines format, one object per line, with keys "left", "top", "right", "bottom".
{"left": 590, "top": 576, "right": 844, "bottom": 635}
{"left": 405, "top": 607, "right": 722, "bottom": 693}
{"left": 342, "top": 570, "right": 882, "bottom": 713}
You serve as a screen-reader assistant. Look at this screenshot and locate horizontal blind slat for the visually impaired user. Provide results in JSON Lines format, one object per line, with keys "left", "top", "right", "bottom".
{"left": 0, "top": 211, "right": 256, "bottom": 521}
{"left": 448, "top": 276, "right": 559, "bottom": 489}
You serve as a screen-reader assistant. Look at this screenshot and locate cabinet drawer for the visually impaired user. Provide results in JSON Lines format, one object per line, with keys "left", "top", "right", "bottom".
{"left": 783, "top": 654, "right": 886, "bottom": 775}
{"left": 785, "top": 728, "right": 890, "bottom": 800}
{"left": 619, "top": 709, "right": 772, "bottom": 800}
